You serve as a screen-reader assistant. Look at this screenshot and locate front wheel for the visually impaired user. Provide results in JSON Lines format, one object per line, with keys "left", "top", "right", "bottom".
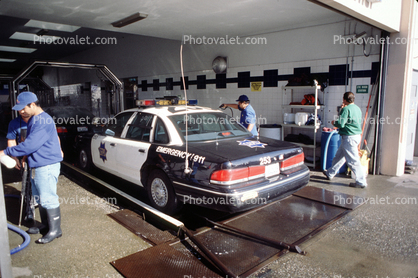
{"left": 78, "top": 148, "right": 92, "bottom": 171}
{"left": 147, "top": 170, "right": 180, "bottom": 215}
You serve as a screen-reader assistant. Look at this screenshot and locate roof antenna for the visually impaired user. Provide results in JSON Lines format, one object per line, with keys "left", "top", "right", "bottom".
{"left": 180, "top": 43, "right": 192, "bottom": 174}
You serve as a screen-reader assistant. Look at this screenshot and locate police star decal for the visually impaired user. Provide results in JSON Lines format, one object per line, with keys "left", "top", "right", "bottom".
{"left": 237, "top": 140, "right": 267, "bottom": 148}
{"left": 98, "top": 142, "right": 107, "bottom": 162}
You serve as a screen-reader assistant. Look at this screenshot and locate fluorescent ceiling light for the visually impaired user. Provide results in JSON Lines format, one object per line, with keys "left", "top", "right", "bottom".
{"left": 10, "top": 32, "right": 60, "bottom": 42}
{"left": 25, "top": 19, "right": 80, "bottom": 32}
{"left": 0, "top": 45, "right": 36, "bottom": 53}
{"left": 0, "top": 58, "right": 16, "bottom": 62}
{"left": 111, "top": 12, "right": 148, "bottom": 28}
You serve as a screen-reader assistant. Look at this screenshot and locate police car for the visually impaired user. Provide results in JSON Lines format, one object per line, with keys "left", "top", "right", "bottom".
{"left": 77, "top": 97, "right": 310, "bottom": 214}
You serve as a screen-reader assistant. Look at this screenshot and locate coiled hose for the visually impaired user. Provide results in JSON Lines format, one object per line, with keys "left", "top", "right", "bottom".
{"left": 4, "top": 194, "right": 31, "bottom": 254}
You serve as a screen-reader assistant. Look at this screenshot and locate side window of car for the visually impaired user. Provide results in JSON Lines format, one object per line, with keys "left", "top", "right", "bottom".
{"left": 105, "top": 112, "right": 134, "bottom": 138}
{"left": 126, "top": 113, "right": 153, "bottom": 142}
{"left": 154, "top": 117, "right": 169, "bottom": 144}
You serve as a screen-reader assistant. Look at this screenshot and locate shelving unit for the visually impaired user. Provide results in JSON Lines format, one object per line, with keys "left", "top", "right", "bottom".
{"left": 281, "top": 81, "right": 325, "bottom": 168}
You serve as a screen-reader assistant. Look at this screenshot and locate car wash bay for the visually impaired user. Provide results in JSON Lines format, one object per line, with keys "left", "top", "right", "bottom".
{"left": 1, "top": 1, "right": 417, "bottom": 277}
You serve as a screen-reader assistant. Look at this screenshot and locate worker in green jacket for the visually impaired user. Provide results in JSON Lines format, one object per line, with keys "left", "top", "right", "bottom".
{"left": 323, "top": 91, "right": 367, "bottom": 188}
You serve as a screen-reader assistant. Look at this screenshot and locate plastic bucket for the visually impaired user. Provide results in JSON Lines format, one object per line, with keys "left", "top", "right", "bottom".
{"left": 321, "top": 131, "right": 347, "bottom": 173}
{"left": 259, "top": 124, "right": 282, "bottom": 140}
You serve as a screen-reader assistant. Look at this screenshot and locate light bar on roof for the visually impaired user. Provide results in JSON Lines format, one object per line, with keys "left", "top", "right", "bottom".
{"left": 10, "top": 32, "right": 60, "bottom": 43}
{"left": 136, "top": 99, "right": 156, "bottom": 106}
{"left": 136, "top": 98, "right": 198, "bottom": 107}
{"left": 0, "top": 46, "right": 36, "bottom": 53}
{"left": 25, "top": 20, "right": 80, "bottom": 32}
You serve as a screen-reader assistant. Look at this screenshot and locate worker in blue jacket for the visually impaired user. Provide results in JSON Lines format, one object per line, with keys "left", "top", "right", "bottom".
{"left": 0, "top": 92, "right": 63, "bottom": 244}
{"left": 221, "top": 95, "right": 258, "bottom": 136}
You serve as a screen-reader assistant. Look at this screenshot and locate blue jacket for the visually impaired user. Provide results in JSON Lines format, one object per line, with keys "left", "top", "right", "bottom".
{"left": 239, "top": 104, "right": 258, "bottom": 136}
{"left": 5, "top": 112, "right": 62, "bottom": 168}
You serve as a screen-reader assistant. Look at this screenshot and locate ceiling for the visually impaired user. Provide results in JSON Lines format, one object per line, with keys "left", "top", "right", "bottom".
{"left": 0, "top": 0, "right": 346, "bottom": 76}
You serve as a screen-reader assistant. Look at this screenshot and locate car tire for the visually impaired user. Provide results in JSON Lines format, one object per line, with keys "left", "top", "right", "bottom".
{"left": 79, "top": 148, "right": 92, "bottom": 171}
{"left": 147, "top": 170, "right": 179, "bottom": 215}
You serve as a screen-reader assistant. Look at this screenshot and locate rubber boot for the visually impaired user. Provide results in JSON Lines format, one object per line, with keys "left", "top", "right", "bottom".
{"left": 27, "top": 205, "right": 48, "bottom": 234}
{"left": 36, "top": 207, "right": 62, "bottom": 244}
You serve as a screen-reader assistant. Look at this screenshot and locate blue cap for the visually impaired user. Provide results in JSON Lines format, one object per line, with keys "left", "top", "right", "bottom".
{"left": 236, "top": 95, "right": 249, "bottom": 102}
{"left": 13, "top": 92, "right": 38, "bottom": 111}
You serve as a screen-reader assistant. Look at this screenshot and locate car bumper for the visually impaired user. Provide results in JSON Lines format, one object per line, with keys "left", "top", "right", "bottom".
{"left": 174, "top": 166, "right": 310, "bottom": 213}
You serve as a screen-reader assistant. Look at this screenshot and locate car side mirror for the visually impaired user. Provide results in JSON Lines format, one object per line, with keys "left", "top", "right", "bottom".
{"left": 105, "top": 129, "right": 115, "bottom": 137}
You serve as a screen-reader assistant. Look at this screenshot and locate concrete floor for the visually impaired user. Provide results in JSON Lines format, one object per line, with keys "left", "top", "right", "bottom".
{"left": 250, "top": 171, "right": 418, "bottom": 278}
{"left": 3, "top": 162, "right": 418, "bottom": 277}
{"left": 4, "top": 169, "right": 151, "bottom": 278}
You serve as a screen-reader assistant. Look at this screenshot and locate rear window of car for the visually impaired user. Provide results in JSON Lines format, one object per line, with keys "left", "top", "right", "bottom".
{"left": 45, "top": 107, "right": 95, "bottom": 120}
{"left": 168, "top": 112, "right": 250, "bottom": 142}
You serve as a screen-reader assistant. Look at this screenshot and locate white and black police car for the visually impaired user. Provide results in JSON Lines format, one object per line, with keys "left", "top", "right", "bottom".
{"left": 76, "top": 97, "right": 310, "bottom": 215}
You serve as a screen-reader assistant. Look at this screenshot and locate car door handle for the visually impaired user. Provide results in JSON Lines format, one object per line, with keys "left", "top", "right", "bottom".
{"left": 138, "top": 149, "right": 145, "bottom": 153}
{"left": 110, "top": 143, "right": 116, "bottom": 147}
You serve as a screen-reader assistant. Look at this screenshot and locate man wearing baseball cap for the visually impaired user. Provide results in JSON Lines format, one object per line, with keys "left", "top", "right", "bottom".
{"left": 0, "top": 92, "right": 63, "bottom": 244}
{"left": 221, "top": 95, "right": 258, "bottom": 136}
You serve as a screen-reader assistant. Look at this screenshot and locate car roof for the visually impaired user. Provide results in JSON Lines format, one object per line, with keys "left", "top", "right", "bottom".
{"left": 121, "top": 105, "right": 222, "bottom": 117}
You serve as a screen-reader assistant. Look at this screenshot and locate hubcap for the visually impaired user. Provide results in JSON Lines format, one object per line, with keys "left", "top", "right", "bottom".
{"left": 80, "top": 151, "right": 87, "bottom": 168}
{"left": 151, "top": 178, "right": 168, "bottom": 207}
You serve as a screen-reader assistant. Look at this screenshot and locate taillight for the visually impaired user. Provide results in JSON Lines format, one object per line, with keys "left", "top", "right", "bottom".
{"left": 56, "top": 127, "right": 68, "bottom": 133}
{"left": 280, "top": 152, "right": 304, "bottom": 171}
{"left": 210, "top": 165, "right": 266, "bottom": 185}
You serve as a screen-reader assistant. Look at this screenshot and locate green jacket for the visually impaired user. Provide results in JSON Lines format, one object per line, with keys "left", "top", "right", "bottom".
{"left": 333, "top": 103, "right": 362, "bottom": 136}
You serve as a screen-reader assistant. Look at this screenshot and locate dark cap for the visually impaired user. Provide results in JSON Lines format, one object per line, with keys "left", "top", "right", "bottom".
{"left": 236, "top": 95, "right": 249, "bottom": 102}
{"left": 12, "top": 92, "right": 38, "bottom": 111}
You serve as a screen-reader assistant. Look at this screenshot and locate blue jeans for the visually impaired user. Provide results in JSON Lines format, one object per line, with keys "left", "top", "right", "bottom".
{"left": 31, "top": 162, "right": 61, "bottom": 209}
{"left": 327, "top": 134, "right": 367, "bottom": 186}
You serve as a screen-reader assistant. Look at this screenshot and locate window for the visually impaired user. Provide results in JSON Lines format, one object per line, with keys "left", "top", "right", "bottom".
{"left": 154, "top": 117, "right": 169, "bottom": 144}
{"left": 105, "top": 112, "right": 135, "bottom": 137}
{"left": 125, "top": 113, "right": 153, "bottom": 142}
{"left": 169, "top": 112, "right": 250, "bottom": 142}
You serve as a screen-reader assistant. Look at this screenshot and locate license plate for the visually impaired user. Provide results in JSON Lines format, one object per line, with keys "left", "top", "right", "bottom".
{"left": 265, "top": 163, "right": 280, "bottom": 177}
{"left": 241, "top": 191, "right": 258, "bottom": 202}
{"left": 77, "top": 126, "right": 88, "bottom": 132}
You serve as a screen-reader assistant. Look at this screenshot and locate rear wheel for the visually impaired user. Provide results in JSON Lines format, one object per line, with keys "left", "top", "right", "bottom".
{"left": 78, "top": 148, "right": 92, "bottom": 171}
{"left": 147, "top": 170, "right": 179, "bottom": 215}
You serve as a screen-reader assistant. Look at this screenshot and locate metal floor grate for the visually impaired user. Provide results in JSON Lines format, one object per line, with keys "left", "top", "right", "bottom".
{"left": 108, "top": 209, "right": 176, "bottom": 246}
{"left": 111, "top": 186, "right": 362, "bottom": 277}
{"left": 111, "top": 242, "right": 222, "bottom": 278}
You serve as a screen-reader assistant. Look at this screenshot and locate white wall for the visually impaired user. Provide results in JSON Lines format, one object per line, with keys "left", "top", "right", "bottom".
{"left": 380, "top": 0, "right": 417, "bottom": 175}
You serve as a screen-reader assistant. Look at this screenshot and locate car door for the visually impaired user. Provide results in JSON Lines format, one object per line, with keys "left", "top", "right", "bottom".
{"left": 115, "top": 112, "right": 154, "bottom": 186}
{"left": 91, "top": 111, "right": 135, "bottom": 175}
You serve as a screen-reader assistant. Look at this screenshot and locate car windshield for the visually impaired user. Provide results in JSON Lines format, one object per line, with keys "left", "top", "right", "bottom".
{"left": 169, "top": 112, "right": 251, "bottom": 142}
